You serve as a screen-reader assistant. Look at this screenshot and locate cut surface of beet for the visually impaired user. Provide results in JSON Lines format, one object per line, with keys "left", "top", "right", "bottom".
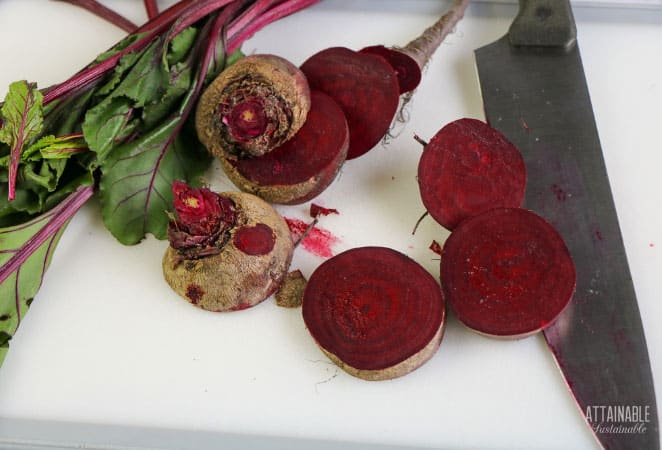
{"left": 303, "top": 246, "right": 445, "bottom": 380}
{"left": 359, "top": 45, "right": 422, "bottom": 94}
{"left": 235, "top": 93, "right": 347, "bottom": 184}
{"left": 300, "top": 47, "right": 400, "bottom": 160}
{"left": 418, "top": 118, "right": 526, "bottom": 230}
{"left": 441, "top": 207, "right": 576, "bottom": 338}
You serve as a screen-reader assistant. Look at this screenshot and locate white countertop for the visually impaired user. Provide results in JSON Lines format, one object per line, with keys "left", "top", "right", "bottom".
{"left": 0, "top": 1, "right": 660, "bottom": 449}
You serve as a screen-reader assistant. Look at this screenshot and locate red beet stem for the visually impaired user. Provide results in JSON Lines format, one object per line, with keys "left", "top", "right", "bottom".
{"left": 400, "top": 0, "right": 469, "bottom": 70}
{"left": 144, "top": 0, "right": 159, "bottom": 19}
{"left": 302, "top": 247, "right": 445, "bottom": 379}
{"left": 226, "top": 0, "right": 322, "bottom": 54}
{"left": 418, "top": 118, "right": 527, "bottom": 230}
{"left": 441, "top": 207, "right": 576, "bottom": 338}
{"left": 53, "top": 0, "right": 139, "bottom": 32}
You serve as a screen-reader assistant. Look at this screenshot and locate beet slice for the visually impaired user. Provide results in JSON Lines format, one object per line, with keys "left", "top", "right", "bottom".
{"left": 220, "top": 90, "right": 349, "bottom": 205}
{"left": 418, "top": 118, "right": 526, "bottom": 230}
{"left": 441, "top": 207, "right": 576, "bottom": 338}
{"left": 300, "top": 47, "right": 400, "bottom": 160}
{"left": 302, "top": 246, "right": 445, "bottom": 381}
{"left": 359, "top": 45, "right": 422, "bottom": 94}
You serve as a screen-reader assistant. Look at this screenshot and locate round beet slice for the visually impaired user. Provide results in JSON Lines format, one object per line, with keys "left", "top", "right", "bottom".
{"left": 300, "top": 47, "right": 400, "bottom": 160}
{"left": 220, "top": 90, "right": 349, "bottom": 205}
{"left": 441, "top": 207, "right": 576, "bottom": 338}
{"left": 418, "top": 118, "right": 526, "bottom": 230}
{"left": 359, "top": 45, "right": 422, "bottom": 94}
{"left": 302, "top": 246, "right": 445, "bottom": 381}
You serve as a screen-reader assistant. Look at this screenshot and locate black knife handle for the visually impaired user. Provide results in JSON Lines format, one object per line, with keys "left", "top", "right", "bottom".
{"left": 509, "top": 0, "right": 577, "bottom": 49}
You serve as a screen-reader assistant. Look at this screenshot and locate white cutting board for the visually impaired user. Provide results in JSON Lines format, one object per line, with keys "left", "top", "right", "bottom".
{"left": 0, "top": 1, "right": 660, "bottom": 449}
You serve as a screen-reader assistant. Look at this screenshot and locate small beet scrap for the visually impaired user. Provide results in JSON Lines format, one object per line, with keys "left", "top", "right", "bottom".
{"left": 418, "top": 118, "right": 526, "bottom": 230}
{"left": 303, "top": 247, "right": 445, "bottom": 381}
{"left": 441, "top": 207, "right": 576, "bottom": 338}
{"left": 221, "top": 90, "right": 349, "bottom": 204}
{"left": 300, "top": 47, "right": 400, "bottom": 160}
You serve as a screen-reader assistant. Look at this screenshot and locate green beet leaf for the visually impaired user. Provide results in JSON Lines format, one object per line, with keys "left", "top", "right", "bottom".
{"left": 99, "top": 114, "right": 210, "bottom": 244}
{"left": 0, "top": 184, "right": 94, "bottom": 368}
{"left": 0, "top": 81, "right": 44, "bottom": 200}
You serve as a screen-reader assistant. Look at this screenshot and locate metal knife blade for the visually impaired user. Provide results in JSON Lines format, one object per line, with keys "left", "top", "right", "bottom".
{"left": 474, "top": 1, "right": 659, "bottom": 449}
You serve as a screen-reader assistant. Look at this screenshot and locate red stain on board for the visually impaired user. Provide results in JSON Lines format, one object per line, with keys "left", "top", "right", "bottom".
{"left": 285, "top": 218, "right": 339, "bottom": 258}
{"left": 551, "top": 184, "right": 567, "bottom": 201}
{"left": 650, "top": 243, "right": 655, "bottom": 248}
{"left": 595, "top": 229, "right": 604, "bottom": 241}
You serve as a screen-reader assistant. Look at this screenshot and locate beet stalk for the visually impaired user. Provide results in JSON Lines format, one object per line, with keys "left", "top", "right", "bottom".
{"left": 53, "top": 0, "right": 139, "bottom": 32}
{"left": 302, "top": 246, "right": 445, "bottom": 381}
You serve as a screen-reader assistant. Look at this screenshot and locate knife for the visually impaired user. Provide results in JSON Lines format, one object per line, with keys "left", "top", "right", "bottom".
{"left": 474, "top": 1, "right": 659, "bottom": 449}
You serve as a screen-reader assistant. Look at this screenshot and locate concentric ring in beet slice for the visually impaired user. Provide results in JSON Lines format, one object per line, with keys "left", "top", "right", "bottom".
{"left": 418, "top": 118, "right": 526, "bottom": 230}
{"left": 300, "top": 47, "right": 400, "bottom": 160}
{"left": 441, "top": 207, "right": 576, "bottom": 339}
{"left": 221, "top": 90, "right": 349, "bottom": 205}
{"left": 302, "top": 246, "right": 445, "bottom": 381}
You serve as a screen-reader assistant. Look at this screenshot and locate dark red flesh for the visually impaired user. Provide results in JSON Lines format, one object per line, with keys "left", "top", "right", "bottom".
{"left": 302, "top": 247, "right": 445, "bottom": 370}
{"left": 231, "top": 90, "right": 349, "bottom": 203}
{"left": 441, "top": 207, "right": 576, "bottom": 338}
{"left": 300, "top": 47, "right": 400, "bottom": 160}
{"left": 418, "top": 118, "right": 526, "bottom": 230}
{"left": 359, "top": 45, "right": 421, "bottom": 94}
{"left": 225, "top": 98, "right": 269, "bottom": 141}
{"left": 310, "top": 203, "right": 339, "bottom": 218}
{"left": 232, "top": 223, "right": 275, "bottom": 255}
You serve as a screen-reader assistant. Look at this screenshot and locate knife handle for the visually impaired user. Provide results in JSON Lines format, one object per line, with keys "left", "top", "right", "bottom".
{"left": 509, "top": 0, "right": 577, "bottom": 49}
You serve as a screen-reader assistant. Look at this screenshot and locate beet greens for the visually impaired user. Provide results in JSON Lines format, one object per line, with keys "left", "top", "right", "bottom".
{"left": 0, "top": 0, "right": 319, "bottom": 368}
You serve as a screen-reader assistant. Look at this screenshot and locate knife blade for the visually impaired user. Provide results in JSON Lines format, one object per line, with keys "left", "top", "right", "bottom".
{"left": 474, "top": 1, "right": 659, "bottom": 449}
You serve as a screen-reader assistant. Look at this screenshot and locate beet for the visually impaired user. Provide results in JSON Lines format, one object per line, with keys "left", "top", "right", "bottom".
{"left": 163, "top": 183, "right": 293, "bottom": 312}
{"left": 300, "top": 47, "right": 400, "bottom": 160}
{"left": 220, "top": 90, "right": 349, "bottom": 204}
{"left": 418, "top": 118, "right": 527, "bottom": 230}
{"left": 440, "top": 207, "right": 576, "bottom": 338}
{"left": 196, "top": 54, "right": 311, "bottom": 158}
{"left": 359, "top": 45, "right": 421, "bottom": 94}
{"left": 302, "top": 246, "right": 445, "bottom": 380}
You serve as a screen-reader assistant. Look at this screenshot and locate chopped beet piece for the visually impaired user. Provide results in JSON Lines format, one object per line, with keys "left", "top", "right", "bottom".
{"left": 310, "top": 203, "right": 339, "bottom": 218}
{"left": 359, "top": 45, "right": 422, "bottom": 94}
{"left": 300, "top": 47, "right": 400, "bottom": 160}
{"left": 441, "top": 207, "right": 576, "bottom": 338}
{"left": 222, "top": 90, "right": 348, "bottom": 204}
{"left": 303, "top": 246, "right": 445, "bottom": 380}
{"left": 418, "top": 118, "right": 526, "bottom": 230}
